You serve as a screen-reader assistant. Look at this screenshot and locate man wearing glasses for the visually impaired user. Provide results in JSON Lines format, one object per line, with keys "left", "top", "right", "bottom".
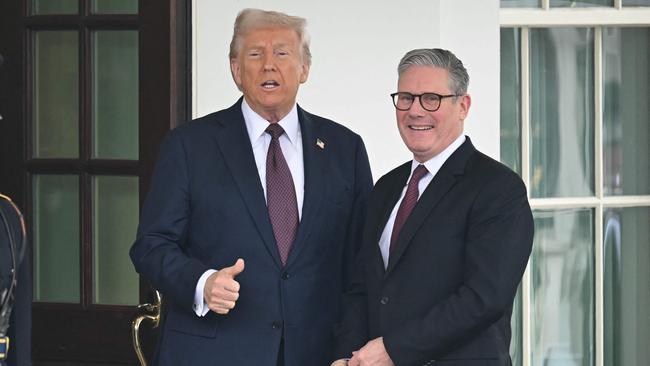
{"left": 331, "top": 48, "right": 534, "bottom": 366}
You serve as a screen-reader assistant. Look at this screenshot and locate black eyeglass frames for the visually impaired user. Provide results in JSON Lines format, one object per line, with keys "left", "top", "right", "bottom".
{"left": 390, "top": 92, "right": 459, "bottom": 112}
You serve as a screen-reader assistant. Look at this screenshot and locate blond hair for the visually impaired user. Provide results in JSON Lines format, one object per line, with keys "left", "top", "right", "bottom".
{"left": 229, "top": 8, "right": 312, "bottom": 66}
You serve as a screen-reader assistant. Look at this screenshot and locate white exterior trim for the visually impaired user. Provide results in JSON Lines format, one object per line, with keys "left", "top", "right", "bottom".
{"left": 501, "top": 8, "right": 650, "bottom": 27}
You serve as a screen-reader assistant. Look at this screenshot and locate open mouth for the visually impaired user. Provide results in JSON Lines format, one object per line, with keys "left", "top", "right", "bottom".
{"left": 408, "top": 125, "right": 434, "bottom": 131}
{"left": 261, "top": 80, "right": 279, "bottom": 89}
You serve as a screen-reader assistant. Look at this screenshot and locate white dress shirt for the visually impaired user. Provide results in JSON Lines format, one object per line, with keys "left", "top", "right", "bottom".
{"left": 378, "top": 134, "right": 466, "bottom": 268}
{"left": 193, "top": 98, "right": 305, "bottom": 316}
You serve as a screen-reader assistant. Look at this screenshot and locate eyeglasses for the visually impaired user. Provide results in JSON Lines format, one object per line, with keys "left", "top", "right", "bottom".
{"left": 390, "top": 92, "right": 459, "bottom": 112}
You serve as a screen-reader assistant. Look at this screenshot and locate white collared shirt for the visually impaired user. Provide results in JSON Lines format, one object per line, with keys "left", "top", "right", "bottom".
{"left": 194, "top": 98, "right": 305, "bottom": 316}
{"left": 378, "top": 134, "right": 466, "bottom": 268}
{"left": 241, "top": 98, "right": 305, "bottom": 218}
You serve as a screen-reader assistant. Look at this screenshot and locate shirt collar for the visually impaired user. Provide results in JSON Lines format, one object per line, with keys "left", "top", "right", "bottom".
{"left": 241, "top": 98, "right": 300, "bottom": 147}
{"left": 410, "top": 134, "right": 466, "bottom": 177}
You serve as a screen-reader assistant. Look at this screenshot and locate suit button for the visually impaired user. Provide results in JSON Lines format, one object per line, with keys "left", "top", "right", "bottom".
{"left": 271, "top": 321, "right": 282, "bottom": 330}
{"left": 380, "top": 296, "right": 389, "bottom": 305}
{"left": 281, "top": 272, "right": 290, "bottom": 280}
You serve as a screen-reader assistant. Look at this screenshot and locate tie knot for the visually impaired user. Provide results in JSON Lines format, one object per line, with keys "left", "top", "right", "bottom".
{"left": 410, "top": 164, "right": 428, "bottom": 183}
{"left": 265, "top": 123, "right": 285, "bottom": 139}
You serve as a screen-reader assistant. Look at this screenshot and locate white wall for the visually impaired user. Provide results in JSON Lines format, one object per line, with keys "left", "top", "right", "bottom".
{"left": 193, "top": 0, "right": 500, "bottom": 179}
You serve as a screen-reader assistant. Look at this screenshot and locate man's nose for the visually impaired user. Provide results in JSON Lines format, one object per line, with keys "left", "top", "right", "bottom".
{"left": 408, "top": 96, "right": 426, "bottom": 116}
{"left": 263, "top": 54, "right": 276, "bottom": 71}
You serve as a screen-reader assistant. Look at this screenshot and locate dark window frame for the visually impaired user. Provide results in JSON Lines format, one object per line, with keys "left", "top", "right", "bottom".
{"left": 0, "top": 0, "right": 191, "bottom": 363}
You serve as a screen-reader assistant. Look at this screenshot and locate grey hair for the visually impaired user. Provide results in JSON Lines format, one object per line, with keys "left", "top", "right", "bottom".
{"left": 397, "top": 48, "right": 469, "bottom": 95}
{"left": 229, "top": 8, "right": 312, "bottom": 66}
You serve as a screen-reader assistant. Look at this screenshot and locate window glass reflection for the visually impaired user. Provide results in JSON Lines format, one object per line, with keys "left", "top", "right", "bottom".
{"left": 34, "top": 31, "right": 79, "bottom": 158}
{"left": 92, "top": 30, "right": 139, "bottom": 159}
{"left": 529, "top": 28, "right": 594, "bottom": 198}
{"left": 93, "top": 176, "right": 139, "bottom": 305}
{"left": 531, "top": 209, "right": 594, "bottom": 366}
{"left": 501, "top": 0, "right": 541, "bottom": 7}
{"left": 550, "top": 0, "right": 612, "bottom": 7}
{"left": 500, "top": 28, "right": 522, "bottom": 175}
{"left": 510, "top": 287, "right": 523, "bottom": 366}
{"left": 32, "top": 0, "right": 78, "bottom": 14}
{"left": 91, "top": 0, "right": 138, "bottom": 14}
{"left": 602, "top": 27, "right": 650, "bottom": 196}
{"left": 603, "top": 207, "right": 650, "bottom": 366}
{"left": 33, "top": 175, "right": 80, "bottom": 303}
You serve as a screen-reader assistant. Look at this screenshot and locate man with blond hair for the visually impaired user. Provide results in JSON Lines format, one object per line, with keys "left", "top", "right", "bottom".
{"left": 131, "top": 8, "right": 372, "bottom": 366}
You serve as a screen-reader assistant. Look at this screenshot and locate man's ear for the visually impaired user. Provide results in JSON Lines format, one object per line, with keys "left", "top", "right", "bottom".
{"left": 459, "top": 94, "right": 471, "bottom": 119}
{"left": 299, "top": 63, "right": 310, "bottom": 84}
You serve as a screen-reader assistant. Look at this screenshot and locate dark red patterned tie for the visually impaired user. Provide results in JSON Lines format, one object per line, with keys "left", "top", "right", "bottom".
{"left": 390, "top": 164, "right": 428, "bottom": 252}
{"left": 265, "top": 123, "right": 298, "bottom": 265}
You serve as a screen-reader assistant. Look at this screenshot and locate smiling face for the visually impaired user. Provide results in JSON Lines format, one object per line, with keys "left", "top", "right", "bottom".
{"left": 396, "top": 65, "right": 471, "bottom": 162}
{"left": 230, "top": 26, "right": 310, "bottom": 122}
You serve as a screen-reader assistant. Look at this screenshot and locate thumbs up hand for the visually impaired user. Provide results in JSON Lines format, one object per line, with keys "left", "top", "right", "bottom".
{"left": 204, "top": 258, "right": 245, "bottom": 314}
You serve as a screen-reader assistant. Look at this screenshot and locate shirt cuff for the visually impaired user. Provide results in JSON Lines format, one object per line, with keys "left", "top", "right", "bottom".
{"left": 193, "top": 269, "right": 217, "bottom": 316}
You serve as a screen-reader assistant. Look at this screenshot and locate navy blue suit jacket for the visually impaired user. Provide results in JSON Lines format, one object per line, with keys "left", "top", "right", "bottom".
{"left": 334, "top": 138, "right": 533, "bottom": 366}
{"left": 130, "top": 99, "right": 373, "bottom": 366}
{"left": 0, "top": 195, "right": 30, "bottom": 366}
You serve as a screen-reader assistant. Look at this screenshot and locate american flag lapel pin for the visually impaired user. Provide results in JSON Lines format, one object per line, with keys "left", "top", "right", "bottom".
{"left": 316, "top": 138, "right": 325, "bottom": 150}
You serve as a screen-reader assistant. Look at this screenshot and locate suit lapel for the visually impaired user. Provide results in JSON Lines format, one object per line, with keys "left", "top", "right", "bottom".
{"left": 385, "top": 138, "right": 476, "bottom": 276}
{"left": 371, "top": 163, "right": 411, "bottom": 276}
{"left": 212, "top": 99, "right": 283, "bottom": 268}
{"left": 285, "top": 106, "right": 325, "bottom": 267}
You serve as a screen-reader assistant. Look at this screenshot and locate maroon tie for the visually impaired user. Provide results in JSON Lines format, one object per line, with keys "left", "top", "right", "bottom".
{"left": 390, "top": 164, "right": 428, "bottom": 252}
{"left": 265, "top": 124, "right": 298, "bottom": 265}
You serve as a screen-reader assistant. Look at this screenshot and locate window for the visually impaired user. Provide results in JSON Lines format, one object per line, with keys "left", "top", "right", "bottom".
{"left": 500, "top": 2, "right": 650, "bottom": 366}
{"left": 0, "top": 0, "right": 191, "bottom": 362}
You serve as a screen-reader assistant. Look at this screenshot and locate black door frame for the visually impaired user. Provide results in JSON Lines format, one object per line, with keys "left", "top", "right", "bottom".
{"left": 0, "top": 0, "right": 191, "bottom": 364}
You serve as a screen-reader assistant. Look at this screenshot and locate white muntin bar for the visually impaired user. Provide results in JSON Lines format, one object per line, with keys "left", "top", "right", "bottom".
{"left": 594, "top": 25, "right": 605, "bottom": 366}
{"left": 520, "top": 26, "right": 532, "bottom": 366}
{"left": 500, "top": 8, "right": 650, "bottom": 27}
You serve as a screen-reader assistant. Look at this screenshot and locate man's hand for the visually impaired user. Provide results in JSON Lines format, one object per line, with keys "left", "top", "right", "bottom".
{"left": 203, "top": 258, "right": 245, "bottom": 314}
{"left": 348, "top": 337, "right": 394, "bottom": 366}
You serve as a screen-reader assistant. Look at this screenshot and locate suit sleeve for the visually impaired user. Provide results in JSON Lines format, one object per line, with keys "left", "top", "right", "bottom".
{"left": 130, "top": 130, "right": 211, "bottom": 310}
{"left": 341, "top": 135, "right": 373, "bottom": 289}
{"left": 383, "top": 172, "right": 534, "bottom": 365}
{"left": 332, "top": 135, "right": 373, "bottom": 360}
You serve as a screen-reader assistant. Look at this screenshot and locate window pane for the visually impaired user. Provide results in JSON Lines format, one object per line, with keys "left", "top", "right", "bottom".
{"left": 531, "top": 209, "right": 594, "bottom": 366}
{"left": 33, "top": 175, "right": 79, "bottom": 303}
{"left": 91, "top": 0, "right": 138, "bottom": 14}
{"left": 624, "top": 0, "right": 650, "bottom": 5}
{"left": 92, "top": 31, "right": 139, "bottom": 159}
{"left": 529, "top": 28, "right": 594, "bottom": 198}
{"left": 603, "top": 27, "right": 650, "bottom": 196}
{"left": 93, "top": 176, "right": 139, "bottom": 305}
{"left": 34, "top": 31, "right": 79, "bottom": 158}
{"left": 500, "top": 28, "right": 522, "bottom": 175}
{"left": 510, "top": 287, "right": 523, "bottom": 366}
{"left": 32, "top": 0, "right": 78, "bottom": 14}
{"left": 551, "top": 0, "right": 613, "bottom": 6}
{"left": 603, "top": 207, "right": 650, "bottom": 366}
{"left": 501, "top": 0, "right": 541, "bottom": 7}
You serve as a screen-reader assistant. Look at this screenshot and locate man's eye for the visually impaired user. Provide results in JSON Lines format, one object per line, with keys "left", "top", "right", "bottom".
{"left": 276, "top": 50, "right": 289, "bottom": 56}
{"left": 248, "top": 51, "right": 261, "bottom": 57}
{"left": 422, "top": 94, "right": 440, "bottom": 103}
{"left": 399, "top": 94, "right": 414, "bottom": 102}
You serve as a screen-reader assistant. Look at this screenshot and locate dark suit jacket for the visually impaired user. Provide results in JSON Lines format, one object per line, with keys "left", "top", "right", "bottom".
{"left": 334, "top": 138, "right": 533, "bottom": 366}
{"left": 130, "top": 99, "right": 373, "bottom": 366}
{"left": 0, "top": 196, "right": 31, "bottom": 366}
